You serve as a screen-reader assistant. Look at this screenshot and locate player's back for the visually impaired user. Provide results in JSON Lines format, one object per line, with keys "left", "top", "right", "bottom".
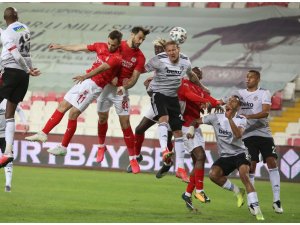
{"left": 1, "top": 21, "right": 31, "bottom": 70}
{"left": 117, "top": 41, "right": 145, "bottom": 86}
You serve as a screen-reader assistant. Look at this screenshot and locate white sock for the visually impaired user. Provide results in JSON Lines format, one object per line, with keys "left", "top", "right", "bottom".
{"left": 4, "top": 162, "right": 13, "bottom": 187}
{"left": 249, "top": 173, "right": 255, "bottom": 186}
{"left": 185, "top": 192, "right": 192, "bottom": 197}
{"left": 158, "top": 122, "right": 168, "bottom": 150}
{"left": 269, "top": 167, "right": 280, "bottom": 202}
{"left": 129, "top": 156, "right": 134, "bottom": 160}
{"left": 222, "top": 179, "right": 240, "bottom": 194}
{"left": 247, "top": 191, "right": 259, "bottom": 206}
{"left": 174, "top": 137, "right": 185, "bottom": 170}
{"left": 5, "top": 118, "right": 15, "bottom": 155}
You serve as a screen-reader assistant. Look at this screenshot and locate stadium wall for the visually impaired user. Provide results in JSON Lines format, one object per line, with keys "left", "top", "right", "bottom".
{"left": 8, "top": 133, "right": 300, "bottom": 183}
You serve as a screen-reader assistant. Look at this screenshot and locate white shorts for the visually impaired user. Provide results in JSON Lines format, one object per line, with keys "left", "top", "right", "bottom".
{"left": 143, "top": 106, "right": 157, "bottom": 122}
{"left": 64, "top": 79, "right": 103, "bottom": 112}
{"left": 182, "top": 125, "right": 205, "bottom": 153}
{"left": 97, "top": 84, "right": 130, "bottom": 115}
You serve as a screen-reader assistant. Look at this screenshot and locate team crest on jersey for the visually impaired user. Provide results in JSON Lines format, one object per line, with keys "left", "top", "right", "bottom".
{"left": 13, "top": 25, "right": 25, "bottom": 32}
{"left": 131, "top": 57, "right": 136, "bottom": 63}
{"left": 253, "top": 96, "right": 258, "bottom": 101}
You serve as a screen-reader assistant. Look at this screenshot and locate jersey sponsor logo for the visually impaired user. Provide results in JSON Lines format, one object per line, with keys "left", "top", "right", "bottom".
{"left": 122, "top": 60, "right": 133, "bottom": 69}
{"left": 165, "top": 67, "right": 183, "bottom": 76}
{"left": 241, "top": 101, "right": 254, "bottom": 109}
{"left": 13, "top": 25, "right": 26, "bottom": 32}
{"left": 218, "top": 128, "right": 232, "bottom": 137}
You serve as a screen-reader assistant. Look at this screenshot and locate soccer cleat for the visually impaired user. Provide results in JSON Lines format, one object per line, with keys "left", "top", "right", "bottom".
{"left": 129, "top": 159, "right": 140, "bottom": 174}
{"left": 182, "top": 193, "right": 196, "bottom": 211}
{"left": 4, "top": 185, "right": 11, "bottom": 192}
{"left": 127, "top": 155, "right": 143, "bottom": 173}
{"left": 96, "top": 145, "right": 107, "bottom": 163}
{"left": 0, "top": 155, "right": 14, "bottom": 168}
{"left": 175, "top": 168, "right": 190, "bottom": 183}
{"left": 162, "top": 148, "right": 174, "bottom": 164}
{"left": 273, "top": 200, "right": 283, "bottom": 214}
{"left": 25, "top": 131, "right": 48, "bottom": 142}
{"left": 194, "top": 191, "right": 211, "bottom": 203}
{"left": 47, "top": 145, "right": 67, "bottom": 156}
{"left": 156, "top": 161, "right": 173, "bottom": 179}
{"left": 248, "top": 204, "right": 264, "bottom": 220}
{"left": 235, "top": 188, "right": 245, "bottom": 208}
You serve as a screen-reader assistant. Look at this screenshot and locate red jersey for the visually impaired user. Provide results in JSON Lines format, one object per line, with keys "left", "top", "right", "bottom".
{"left": 86, "top": 42, "right": 122, "bottom": 88}
{"left": 117, "top": 41, "right": 145, "bottom": 86}
{"left": 178, "top": 79, "right": 219, "bottom": 127}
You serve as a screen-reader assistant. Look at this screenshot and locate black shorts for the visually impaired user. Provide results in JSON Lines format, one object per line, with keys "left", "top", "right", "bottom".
{"left": 151, "top": 92, "right": 183, "bottom": 131}
{"left": 0, "top": 68, "right": 29, "bottom": 104}
{"left": 213, "top": 153, "right": 251, "bottom": 176}
{"left": 243, "top": 136, "right": 277, "bottom": 163}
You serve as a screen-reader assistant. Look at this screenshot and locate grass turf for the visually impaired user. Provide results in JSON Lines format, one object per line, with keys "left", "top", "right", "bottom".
{"left": 0, "top": 166, "right": 298, "bottom": 223}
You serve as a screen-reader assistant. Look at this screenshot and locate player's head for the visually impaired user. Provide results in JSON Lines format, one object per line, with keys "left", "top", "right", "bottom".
{"left": 165, "top": 40, "right": 180, "bottom": 63}
{"left": 4, "top": 7, "right": 18, "bottom": 24}
{"left": 152, "top": 38, "right": 166, "bottom": 55}
{"left": 246, "top": 70, "right": 260, "bottom": 89}
{"left": 192, "top": 67, "right": 203, "bottom": 80}
{"left": 107, "top": 30, "right": 123, "bottom": 52}
{"left": 226, "top": 95, "right": 241, "bottom": 112}
{"left": 129, "top": 26, "right": 150, "bottom": 49}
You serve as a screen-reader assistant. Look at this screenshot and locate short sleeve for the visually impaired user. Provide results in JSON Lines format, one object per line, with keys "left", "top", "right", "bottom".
{"left": 144, "top": 56, "right": 160, "bottom": 73}
{"left": 202, "top": 114, "right": 217, "bottom": 126}
{"left": 134, "top": 53, "right": 146, "bottom": 73}
{"left": 87, "top": 43, "right": 97, "bottom": 52}
{"left": 262, "top": 90, "right": 272, "bottom": 105}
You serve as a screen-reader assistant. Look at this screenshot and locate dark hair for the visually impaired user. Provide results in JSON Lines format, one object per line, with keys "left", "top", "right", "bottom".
{"left": 164, "top": 40, "right": 179, "bottom": 48}
{"left": 4, "top": 7, "right": 18, "bottom": 21}
{"left": 248, "top": 70, "right": 260, "bottom": 78}
{"left": 108, "top": 30, "right": 123, "bottom": 44}
{"left": 232, "top": 95, "right": 242, "bottom": 106}
{"left": 131, "top": 26, "right": 150, "bottom": 36}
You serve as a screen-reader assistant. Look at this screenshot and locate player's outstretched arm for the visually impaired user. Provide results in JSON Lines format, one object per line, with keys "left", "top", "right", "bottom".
{"left": 49, "top": 43, "right": 89, "bottom": 52}
{"left": 72, "top": 63, "right": 111, "bottom": 84}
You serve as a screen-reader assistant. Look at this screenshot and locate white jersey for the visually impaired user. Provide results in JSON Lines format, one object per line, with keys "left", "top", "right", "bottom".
{"left": 144, "top": 52, "right": 192, "bottom": 97}
{"left": 203, "top": 113, "right": 248, "bottom": 157}
{"left": 0, "top": 21, "right": 32, "bottom": 70}
{"left": 233, "top": 88, "right": 272, "bottom": 139}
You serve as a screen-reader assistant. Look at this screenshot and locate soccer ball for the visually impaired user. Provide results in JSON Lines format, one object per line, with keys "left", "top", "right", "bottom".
{"left": 169, "top": 27, "right": 187, "bottom": 44}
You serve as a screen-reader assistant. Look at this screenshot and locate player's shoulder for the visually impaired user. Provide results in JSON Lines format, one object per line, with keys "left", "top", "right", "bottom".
{"left": 258, "top": 87, "right": 270, "bottom": 93}
{"left": 157, "top": 52, "right": 168, "bottom": 59}
{"left": 179, "top": 52, "right": 189, "bottom": 61}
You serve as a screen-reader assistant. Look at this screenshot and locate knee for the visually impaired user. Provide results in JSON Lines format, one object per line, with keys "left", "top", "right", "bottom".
{"left": 120, "top": 117, "right": 130, "bottom": 129}
{"left": 98, "top": 113, "right": 108, "bottom": 124}
{"left": 209, "top": 169, "right": 217, "bottom": 182}
{"left": 173, "top": 130, "right": 182, "bottom": 138}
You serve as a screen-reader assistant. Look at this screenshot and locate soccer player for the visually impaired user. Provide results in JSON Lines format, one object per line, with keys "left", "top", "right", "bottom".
{"left": 186, "top": 96, "right": 264, "bottom": 220}
{"left": 0, "top": 7, "right": 41, "bottom": 168}
{"left": 25, "top": 30, "right": 123, "bottom": 156}
{"left": 0, "top": 99, "right": 28, "bottom": 192}
{"left": 176, "top": 67, "right": 221, "bottom": 203}
{"left": 86, "top": 27, "right": 150, "bottom": 174}
{"left": 232, "top": 70, "right": 283, "bottom": 214}
{"left": 143, "top": 40, "right": 201, "bottom": 179}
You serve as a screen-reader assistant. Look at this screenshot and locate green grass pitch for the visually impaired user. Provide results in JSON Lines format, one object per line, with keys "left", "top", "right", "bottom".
{"left": 0, "top": 166, "right": 299, "bottom": 223}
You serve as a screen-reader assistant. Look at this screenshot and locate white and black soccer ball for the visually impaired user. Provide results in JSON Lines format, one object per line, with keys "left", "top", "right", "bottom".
{"left": 169, "top": 27, "right": 187, "bottom": 44}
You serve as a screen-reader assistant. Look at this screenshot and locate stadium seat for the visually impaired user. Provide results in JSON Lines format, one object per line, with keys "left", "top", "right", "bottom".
{"left": 115, "top": 2, "right": 129, "bottom": 6}
{"left": 141, "top": 2, "right": 155, "bottom": 7}
{"left": 44, "top": 92, "right": 57, "bottom": 102}
{"left": 15, "top": 124, "right": 28, "bottom": 133}
{"left": 283, "top": 82, "right": 296, "bottom": 101}
{"left": 232, "top": 2, "right": 246, "bottom": 8}
{"left": 285, "top": 122, "right": 300, "bottom": 134}
{"left": 180, "top": 2, "right": 193, "bottom": 7}
{"left": 31, "top": 92, "right": 44, "bottom": 101}
{"left": 271, "top": 91, "right": 283, "bottom": 110}
{"left": 155, "top": 2, "right": 167, "bottom": 7}
{"left": 23, "top": 90, "right": 32, "bottom": 102}
{"left": 129, "top": 2, "right": 141, "bottom": 6}
{"left": 260, "top": 2, "right": 288, "bottom": 7}
{"left": 193, "top": 2, "right": 206, "bottom": 8}
{"left": 220, "top": 2, "right": 233, "bottom": 8}
{"left": 295, "top": 75, "right": 300, "bottom": 91}
{"left": 288, "top": 2, "right": 300, "bottom": 8}
{"left": 206, "top": 2, "right": 221, "bottom": 8}
{"left": 20, "top": 101, "right": 31, "bottom": 110}
{"left": 246, "top": 2, "right": 261, "bottom": 7}
{"left": 167, "top": 2, "right": 181, "bottom": 7}
{"left": 273, "top": 132, "right": 288, "bottom": 145}
{"left": 103, "top": 2, "right": 115, "bottom": 5}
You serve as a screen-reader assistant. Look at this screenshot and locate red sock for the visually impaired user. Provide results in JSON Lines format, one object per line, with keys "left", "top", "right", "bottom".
{"left": 134, "top": 133, "right": 144, "bottom": 156}
{"left": 186, "top": 175, "right": 195, "bottom": 194}
{"left": 167, "top": 141, "right": 173, "bottom": 151}
{"left": 122, "top": 127, "right": 134, "bottom": 156}
{"left": 61, "top": 119, "right": 77, "bottom": 148}
{"left": 42, "top": 110, "right": 64, "bottom": 134}
{"left": 195, "top": 168, "right": 204, "bottom": 190}
{"left": 98, "top": 121, "right": 108, "bottom": 145}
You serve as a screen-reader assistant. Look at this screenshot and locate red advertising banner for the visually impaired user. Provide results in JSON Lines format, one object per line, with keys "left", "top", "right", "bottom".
{"left": 6, "top": 133, "right": 300, "bottom": 182}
